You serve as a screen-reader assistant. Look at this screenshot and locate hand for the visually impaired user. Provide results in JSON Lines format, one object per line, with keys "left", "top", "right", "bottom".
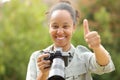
{"left": 37, "top": 54, "right": 51, "bottom": 75}
{"left": 83, "top": 19, "right": 101, "bottom": 49}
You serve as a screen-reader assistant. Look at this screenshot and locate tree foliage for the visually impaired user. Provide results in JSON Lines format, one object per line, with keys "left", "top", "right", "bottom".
{"left": 0, "top": 0, "right": 50, "bottom": 80}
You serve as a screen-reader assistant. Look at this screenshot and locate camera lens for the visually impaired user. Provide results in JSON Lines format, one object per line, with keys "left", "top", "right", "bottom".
{"left": 48, "top": 58, "right": 65, "bottom": 80}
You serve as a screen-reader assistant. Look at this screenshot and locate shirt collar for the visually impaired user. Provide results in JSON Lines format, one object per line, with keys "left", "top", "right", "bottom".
{"left": 43, "top": 44, "right": 75, "bottom": 57}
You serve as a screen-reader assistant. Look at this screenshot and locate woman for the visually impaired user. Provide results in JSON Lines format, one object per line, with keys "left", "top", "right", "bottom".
{"left": 26, "top": 1, "right": 115, "bottom": 80}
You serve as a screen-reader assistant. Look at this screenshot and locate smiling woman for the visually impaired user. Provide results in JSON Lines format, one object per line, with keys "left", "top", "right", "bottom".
{"left": 26, "top": 0, "right": 115, "bottom": 80}
{"left": 49, "top": 10, "right": 76, "bottom": 51}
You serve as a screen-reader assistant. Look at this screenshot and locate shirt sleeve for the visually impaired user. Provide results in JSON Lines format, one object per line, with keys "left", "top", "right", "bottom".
{"left": 26, "top": 51, "right": 40, "bottom": 80}
{"left": 87, "top": 53, "right": 115, "bottom": 75}
{"left": 76, "top": 45, "right": 115, "bottom": 75}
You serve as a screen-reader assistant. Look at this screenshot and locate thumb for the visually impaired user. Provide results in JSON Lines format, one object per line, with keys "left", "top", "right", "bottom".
{"left": 83, "top": 19, "right": 90, "bottom": 35}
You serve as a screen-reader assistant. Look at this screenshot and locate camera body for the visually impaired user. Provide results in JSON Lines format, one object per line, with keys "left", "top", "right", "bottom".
{"left": 43, "top": 48, "right": 65, "bottom": 80}
{"left": 44, "top": 51, "right": 56, "bottom": 62}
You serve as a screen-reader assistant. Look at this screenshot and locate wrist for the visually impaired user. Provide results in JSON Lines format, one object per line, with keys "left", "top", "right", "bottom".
{"left": 37, "top": 73, "right": 48, "bottom": 80}
{"left": 92, "top": 44, "right": 102, "bottom": 51}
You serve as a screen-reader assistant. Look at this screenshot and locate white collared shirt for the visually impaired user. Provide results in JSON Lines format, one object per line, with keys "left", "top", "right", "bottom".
{"left": 26, "top": 44, "right": 115, "bottom": 80}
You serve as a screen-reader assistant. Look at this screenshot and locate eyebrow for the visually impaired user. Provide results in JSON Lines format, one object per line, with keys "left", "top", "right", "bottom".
{"left": 51, "top": 22, "right": 70, "bottom": 25}
{"left": 51, "top": 22, "right": 57, "bottom": 24}
{"left": 63, "top": 22, "right": 69, "bottom": 24}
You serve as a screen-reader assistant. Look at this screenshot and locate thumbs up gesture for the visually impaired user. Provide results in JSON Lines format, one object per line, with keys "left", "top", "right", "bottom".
{"left": 83, "top": 19, "right": 101, "bottom": 49}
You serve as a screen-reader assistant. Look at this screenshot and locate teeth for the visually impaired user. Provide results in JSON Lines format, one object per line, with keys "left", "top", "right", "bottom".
{"left": 57, "top": 37, "right": 65, "bottom": 40}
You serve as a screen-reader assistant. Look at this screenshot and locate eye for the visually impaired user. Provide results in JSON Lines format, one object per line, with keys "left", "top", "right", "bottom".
{"left": 51, "top": 25, "right": 59, "bottom": 29}
{"left": 63, "top": 25, "right": 69, "bottom": 29}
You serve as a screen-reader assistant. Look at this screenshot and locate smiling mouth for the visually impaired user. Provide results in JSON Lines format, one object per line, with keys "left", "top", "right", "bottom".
{"left": 56, "top": 36, "right": 66, "bottom": 40}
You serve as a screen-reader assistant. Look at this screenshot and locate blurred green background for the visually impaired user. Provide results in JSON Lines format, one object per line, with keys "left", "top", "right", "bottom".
{"left": 0, "top": 0, "right": 120, "bottom": 80}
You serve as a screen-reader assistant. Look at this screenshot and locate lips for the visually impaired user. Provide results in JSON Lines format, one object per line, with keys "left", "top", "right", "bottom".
{"left": 56, "top": 36, "right": 66, "bottom": 40}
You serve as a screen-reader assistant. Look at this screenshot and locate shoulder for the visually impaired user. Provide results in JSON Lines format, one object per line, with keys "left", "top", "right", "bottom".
{"left": 30, "top": 45, "right": 53, "bottom": 59}
{"left": 75, "top": 45, "right": 91, "bottom": 53}
{"left": 29, "top": 50, "right": 41, "bottom": 60}
{"left": 74, "top": 45, "right": 94, "bottom": 59}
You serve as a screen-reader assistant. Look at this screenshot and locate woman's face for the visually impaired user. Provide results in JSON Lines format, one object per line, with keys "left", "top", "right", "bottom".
{"left": 49, "top": 10, "right": 76, "bottom": 49}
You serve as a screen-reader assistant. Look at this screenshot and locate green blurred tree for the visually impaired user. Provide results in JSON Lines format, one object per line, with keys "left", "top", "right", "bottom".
{"left": 0, "top": 0, "right": 51, "bottom": 80}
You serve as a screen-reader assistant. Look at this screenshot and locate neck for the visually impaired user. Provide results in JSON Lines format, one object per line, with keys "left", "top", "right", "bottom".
{"left": 53, "top": 44, "right": 71, "bottom": 52}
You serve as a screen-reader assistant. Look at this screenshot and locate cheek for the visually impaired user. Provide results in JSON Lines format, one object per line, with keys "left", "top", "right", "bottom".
{"left": 49, "top": 29, "right": 56, "bottom": 37}
{"left": 66, "top": 30, "right": 73, "bottom": 39}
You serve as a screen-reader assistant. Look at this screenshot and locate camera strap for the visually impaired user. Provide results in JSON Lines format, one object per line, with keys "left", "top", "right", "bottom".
{"left": 62, "top": 52, "right": 73, "bottom": 67}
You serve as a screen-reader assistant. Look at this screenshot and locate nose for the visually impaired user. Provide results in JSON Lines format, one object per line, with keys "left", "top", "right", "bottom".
{"left": 57, "top": 28, "right": 64, "bottom": 34}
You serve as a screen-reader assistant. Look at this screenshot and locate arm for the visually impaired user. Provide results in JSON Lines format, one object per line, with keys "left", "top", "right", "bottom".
{"left": 83, "top": 19, "right": 109, "bottom": 66}
{"left": 83, "top": 19, "right": 115, "bottom": 74}
{"left": 93, "top": 44, "right": 109, "bottom": 66}
{"left": 37, "top": 73, "right": 48, "bottom": 80}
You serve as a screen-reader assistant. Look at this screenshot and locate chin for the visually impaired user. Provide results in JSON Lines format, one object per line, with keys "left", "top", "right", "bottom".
{"left": 55, "top": 43, "right": 66, "bottom": 47}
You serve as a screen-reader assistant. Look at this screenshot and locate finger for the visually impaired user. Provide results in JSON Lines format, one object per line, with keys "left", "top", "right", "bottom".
{"left": 39, "top": 64, "right": 46, "bottom": 70}
{"left": 83, "top": 19, "right": 90, "bottom": 35}
{"left": 85, "top": 31, "right": 98, "bottom": 38}
{"left": 38, "top": 60, "right": 51, "bottom": 70}
{"left": 37, "top": 54, "right": 49, "bottom": 62}
{"left": 38, "top": 60, "right": 50, "bottom": 66}
{"left": 86, "top": 36, "right": 100, "bottom": 44}
{"left": 44, "top": 64, "right": 51, "bottom": 69}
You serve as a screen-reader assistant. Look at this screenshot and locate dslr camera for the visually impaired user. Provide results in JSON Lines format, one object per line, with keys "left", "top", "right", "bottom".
{"left": 43, "top": 48, "right": 65, "bottom": 80}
